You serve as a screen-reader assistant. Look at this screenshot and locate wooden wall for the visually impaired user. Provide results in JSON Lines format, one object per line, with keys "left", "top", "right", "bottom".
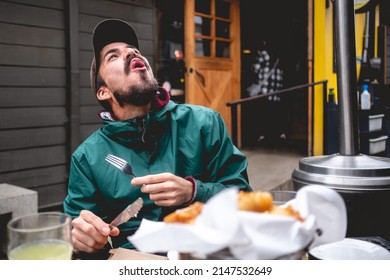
{"left": 386, "top": 26, "right": 390, "bottom": 83}
{"left": 0, "top": 0, "right": 156, "bottom": 211}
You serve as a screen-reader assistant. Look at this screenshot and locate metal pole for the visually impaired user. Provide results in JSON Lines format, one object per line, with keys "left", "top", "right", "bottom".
{"left": 334, "top": 0, "right": 360, "bottom": 155}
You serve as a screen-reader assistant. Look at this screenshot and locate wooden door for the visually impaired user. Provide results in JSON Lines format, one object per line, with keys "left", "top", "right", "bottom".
{"left": 184, "top": 0, "right": 241, "bottom": 140}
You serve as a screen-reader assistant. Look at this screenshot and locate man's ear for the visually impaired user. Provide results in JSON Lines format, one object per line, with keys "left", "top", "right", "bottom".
{"left": 96, "top": 87, "right": 111, "bottom": 101}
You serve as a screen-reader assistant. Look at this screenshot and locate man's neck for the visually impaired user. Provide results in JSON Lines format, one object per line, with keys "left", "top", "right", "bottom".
{"left": 113, "top": 103, "right": 151, "bottom": 120}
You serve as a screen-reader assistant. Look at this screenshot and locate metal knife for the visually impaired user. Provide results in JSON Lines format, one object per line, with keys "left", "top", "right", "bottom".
{"left": 109, "top": 197, "right": 143, "bottom": 229}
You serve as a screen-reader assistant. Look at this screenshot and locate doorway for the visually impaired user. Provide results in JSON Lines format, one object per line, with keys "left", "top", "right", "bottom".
{"left": 155, "top": 0, "right": 309, "bottom": 152}
{"left": 240, "top": 0, "right": 308, "bottom": 152}
{"left": 155, "top": 0, "right": 186, "bottom": 103}
{"left": 155, "top": 0, "right": 241, "bottom": 138}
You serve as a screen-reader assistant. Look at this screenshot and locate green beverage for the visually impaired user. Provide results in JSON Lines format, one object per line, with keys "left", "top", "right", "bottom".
{"left": 7, "top": 212, "right": 73, "bottom": 260}
{"left": 8, "top": 239, "right": 73, "bottom": 260}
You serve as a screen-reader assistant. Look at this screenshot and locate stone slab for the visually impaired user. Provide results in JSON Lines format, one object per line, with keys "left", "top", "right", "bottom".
{"left": 0, "top": 183, "right": 38, "bottom": 257}
{"left": 0, "top": 183, "right": 38, "bottom": 217}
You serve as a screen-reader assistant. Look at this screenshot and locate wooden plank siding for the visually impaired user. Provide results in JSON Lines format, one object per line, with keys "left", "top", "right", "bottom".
{"left": 0, "top": 0, "right": 67, "bottom": 211}
{"left": 386, "top": 26, "right": 390, "bottom": 83}
{"left": 0, "top": 0, "right": 157, "bottom": 211}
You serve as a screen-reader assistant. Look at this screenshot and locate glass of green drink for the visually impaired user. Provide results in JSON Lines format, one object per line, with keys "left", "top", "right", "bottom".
{"left": 7, "top": 212, "right": 73, "bottom": 260}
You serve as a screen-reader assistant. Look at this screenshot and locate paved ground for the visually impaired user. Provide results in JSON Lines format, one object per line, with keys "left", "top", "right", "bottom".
{"left": 241, "top": 144, "right": 307, "bottom": 192}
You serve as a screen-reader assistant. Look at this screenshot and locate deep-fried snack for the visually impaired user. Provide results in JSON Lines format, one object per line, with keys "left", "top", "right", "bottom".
{"left": 237, "top": 191, "right": 273, "bottom": 212}
{"left": 266, "top": 204, "right": 304, "bottom": 222}
{"left": 164, "top": 191, "right": 304, "bottom": 224}
{"left": 238, "top": 191, "right": 304, "bottom": 221}
{"left": 163, "top": 202, "right": 204, "bottom": 224}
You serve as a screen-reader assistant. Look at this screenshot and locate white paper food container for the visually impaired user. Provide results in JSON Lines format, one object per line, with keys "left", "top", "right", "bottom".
{"left": 129, "top": 185, "right": 347, "bottom": 259}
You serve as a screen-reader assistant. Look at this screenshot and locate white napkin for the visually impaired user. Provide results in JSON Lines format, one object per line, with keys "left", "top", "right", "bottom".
{"left": 293, "top": 184, "right": 347, "bottom": 248}
{"left": 129, "top": 185, "right": 347, "bottom": 259}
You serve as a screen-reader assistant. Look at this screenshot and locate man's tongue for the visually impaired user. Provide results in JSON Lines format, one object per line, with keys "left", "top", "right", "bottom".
{"left": 131, "top": 58, "right": 145, "bottom": 70}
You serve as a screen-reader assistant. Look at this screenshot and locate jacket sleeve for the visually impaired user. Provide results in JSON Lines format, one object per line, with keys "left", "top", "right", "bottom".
{"left": 63, "top": 152, "right": 106, "bottom": 220}
{"left": 193, "top": 111, "right": 252, "bottom": 202}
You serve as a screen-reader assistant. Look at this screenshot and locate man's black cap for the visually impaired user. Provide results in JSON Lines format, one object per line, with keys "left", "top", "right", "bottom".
{"left": 91, "top": 19, "right": 139, "bottom": 93}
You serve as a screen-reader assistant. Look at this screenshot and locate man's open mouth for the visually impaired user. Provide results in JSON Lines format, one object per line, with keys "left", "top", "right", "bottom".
{"left": 130, "top": 58, "right": 146, "bottom": 71}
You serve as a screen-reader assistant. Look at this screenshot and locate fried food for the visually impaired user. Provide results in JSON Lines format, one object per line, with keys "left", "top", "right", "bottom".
{"left": 164, "top": 191, "right": 304, "bottom": 224}
{"left": 237, "top": 191, "right": 273, "bottom": 212}
{"left": 238, "top": 191, "right": 303, "bottom": 221}
{"left": 266, "top": 205, "right": 304, "bottom": 222}
{"left": 163, "top": 202, "right": 204, "bottom": 224}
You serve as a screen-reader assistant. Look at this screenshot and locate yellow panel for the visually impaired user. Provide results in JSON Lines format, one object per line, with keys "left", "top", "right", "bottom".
{"left": 313, "top": 1, "right": 326, "bottom": 155}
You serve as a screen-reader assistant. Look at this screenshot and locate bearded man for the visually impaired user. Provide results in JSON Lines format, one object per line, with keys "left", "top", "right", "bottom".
{"left": 64, "top": 19, "right": 251, "bottom": 258}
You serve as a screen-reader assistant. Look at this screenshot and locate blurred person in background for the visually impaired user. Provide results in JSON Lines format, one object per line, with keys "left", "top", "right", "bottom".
{"left": 246, "top": 39, "right": 287, "bottom": 145}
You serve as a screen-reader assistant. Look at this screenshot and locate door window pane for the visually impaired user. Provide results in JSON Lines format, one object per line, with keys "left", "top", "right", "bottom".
{"left": 196, "top": 38, "right": 211, "bottom": 57}
{"left": 216, "top": 20, "right": 229, "bottom": 39}
{"left": 216, "top": 40, "right": 230, "bottom": 58}
{"left": 195, "top": 16, "right": 211, "bottom": 36}
{"left": 216, "top": 0, "right": 230, "bottom": 19}
{"left": 195, "top": 0, "right": 211, "bottom": 14}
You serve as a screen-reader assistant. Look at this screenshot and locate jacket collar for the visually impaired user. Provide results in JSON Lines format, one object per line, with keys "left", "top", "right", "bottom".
{"left": 99, "top": 87, "right": 175, "bottom": 156}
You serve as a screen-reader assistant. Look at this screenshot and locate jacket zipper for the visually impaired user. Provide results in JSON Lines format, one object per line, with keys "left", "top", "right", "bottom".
{"left": 141, "top": 118, "right": 146, "bottom": 143}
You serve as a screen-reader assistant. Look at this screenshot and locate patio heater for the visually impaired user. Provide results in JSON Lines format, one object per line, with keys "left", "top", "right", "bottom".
{"left": 292, "top": 0, "right": 390, "bottom": 240}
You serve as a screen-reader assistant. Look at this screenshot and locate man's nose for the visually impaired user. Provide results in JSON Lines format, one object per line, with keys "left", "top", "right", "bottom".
{"left": 123, "top": 48, "right": 136, "bottom": 60}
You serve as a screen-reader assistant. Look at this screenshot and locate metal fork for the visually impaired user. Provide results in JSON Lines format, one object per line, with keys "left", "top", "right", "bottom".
{"left": 105, "top": 154, "right": 136, "bottom": 177}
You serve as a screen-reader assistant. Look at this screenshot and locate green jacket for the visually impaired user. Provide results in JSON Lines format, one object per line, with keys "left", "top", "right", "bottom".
{"left": 64, "top": 91, "right": 251, "bottom": 248}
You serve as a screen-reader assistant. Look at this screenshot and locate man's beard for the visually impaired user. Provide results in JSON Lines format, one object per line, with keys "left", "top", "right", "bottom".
{"left": 113, "top": 77, "right": 159, "bottom": 107}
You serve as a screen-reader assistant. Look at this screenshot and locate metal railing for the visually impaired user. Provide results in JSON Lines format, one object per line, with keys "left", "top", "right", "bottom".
{"left": 226, "top": 80, "right": 328, "bottom": 146}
